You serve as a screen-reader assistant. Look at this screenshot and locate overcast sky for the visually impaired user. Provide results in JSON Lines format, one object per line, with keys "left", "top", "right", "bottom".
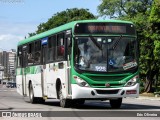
{"left": 0, "top": 0, "right": 101, "bottom": 51}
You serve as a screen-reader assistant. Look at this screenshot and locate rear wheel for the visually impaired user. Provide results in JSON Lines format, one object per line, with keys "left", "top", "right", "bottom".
{"left": 58, "top": 85, "right": 71, "bottom": 108}
{"left": 110, "top": 98, "right": 122, "bottom": 109}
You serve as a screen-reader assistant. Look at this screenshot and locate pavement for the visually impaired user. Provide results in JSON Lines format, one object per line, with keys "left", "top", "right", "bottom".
{"left": 137, "top": 95, "right": 160, "bottom": 101}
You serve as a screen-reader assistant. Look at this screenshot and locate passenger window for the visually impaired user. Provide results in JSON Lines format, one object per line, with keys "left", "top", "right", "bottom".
{"left": 17, "top": 46, "right": 22, "bottom": 67}
{"left": 48, "top": 35, "right": 56, "bottom": 62}
{"left": 28, "top": 43, "right": 34, "bottom": 65}
{"left": 34, "top": 41, "right": 41, "bottom": 64}
{"left": 57, "top": 33, "right": 65, "bottom": 59}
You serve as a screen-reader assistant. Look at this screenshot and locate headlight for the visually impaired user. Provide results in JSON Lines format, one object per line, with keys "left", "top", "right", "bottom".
{"left": 73, "top": 76, "right": 90, "bottom": 87}
{"left": 124, "top": 75, "right": 139, "bottom": 87}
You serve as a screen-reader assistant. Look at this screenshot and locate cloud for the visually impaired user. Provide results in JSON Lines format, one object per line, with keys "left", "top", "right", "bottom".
{"left": 0, "top": 34, "right": 23, "bottom": 50}
{"left": 0, "top": 21, "right": 38, "bottom": 50}
{"left": 0, "top": 34, "right": 23, "bottom": 41}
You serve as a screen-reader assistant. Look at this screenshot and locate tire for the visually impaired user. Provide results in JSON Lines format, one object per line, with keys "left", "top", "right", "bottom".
{"left": 77, "top": 99, "right": 85, "bottom": 105}
{"left": 110, "top": 98, "right": 122, "bottom": 109}
{"left": 29, "top": 83, "right": 37, "bottom": 104}
{"left": 37, "top": 97, "right": 45, "bottom": 104}
{"left": 58, "top": 85, "right": 71, "bottom": 108}
{"left": 72, "top": 99, "right": 85, "bottom": 107}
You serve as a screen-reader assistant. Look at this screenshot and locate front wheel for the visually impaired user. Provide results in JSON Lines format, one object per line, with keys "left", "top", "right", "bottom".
{"left": 29, "top": 83, "right": 37, "bottom": 103}
{"left": 58, "top": 85, "right": 71, "bottom": 108}
{"left": 110, "top": 98, "right": 122, "bottom": 109}
{"left": 71, "top": 99, "right": 85, "bottom": 107}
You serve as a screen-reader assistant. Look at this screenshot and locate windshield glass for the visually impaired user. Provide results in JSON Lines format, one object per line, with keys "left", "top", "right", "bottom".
{"left": 74, "top": 36, "right": 138, "bottom": 72}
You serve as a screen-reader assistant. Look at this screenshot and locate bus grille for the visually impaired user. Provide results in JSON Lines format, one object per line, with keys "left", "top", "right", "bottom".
{"left": 85, "top": 75, "right": 127, "bottom": 87}
{"left": 86, "top": 75, "right": 126, "bottom": 82}
{"left": 92, "top": 84, "right": 123, "bottom": 87}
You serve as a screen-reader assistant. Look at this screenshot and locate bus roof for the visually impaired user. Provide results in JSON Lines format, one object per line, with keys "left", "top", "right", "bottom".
{"left": 18, "top": 19, "right": 133, "bottom": 46}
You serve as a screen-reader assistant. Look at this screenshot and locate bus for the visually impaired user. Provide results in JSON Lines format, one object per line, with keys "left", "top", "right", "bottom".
{"left": 16, "top": 20, "right": 139, "bottom": 108}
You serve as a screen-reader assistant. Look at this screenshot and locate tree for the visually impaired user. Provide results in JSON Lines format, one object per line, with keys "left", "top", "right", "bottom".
{"left": 98, "top": 0, "right": 160, "bottom": 92}
{"left": 28, "top": 8, "right": 96, "bottom": 36}
{"left": 98, "top": 0, "right": 152, "bottom": 19}
{"left": 148, "top": 0, "right": 160, "bottom": 92}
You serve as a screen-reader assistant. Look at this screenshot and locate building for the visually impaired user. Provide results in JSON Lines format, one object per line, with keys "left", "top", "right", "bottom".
{"left": 7, "top": 50, "right": 16, "bottom": 81}
{"left": 0, "top": 51, "right": 2, "bottom": 66}
{"left": 0, "top": 49, "right": 16, "bottom": 83}
{"left": 0, "top": 67, "right": 4, "bottom": 84}
{"left": 0, "top": 50, "right": 4, "bottom": 83}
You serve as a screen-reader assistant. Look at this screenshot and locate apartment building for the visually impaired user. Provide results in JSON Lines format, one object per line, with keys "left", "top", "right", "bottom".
{"left": 0, "top": 49, "right": 16, "bottom": 82}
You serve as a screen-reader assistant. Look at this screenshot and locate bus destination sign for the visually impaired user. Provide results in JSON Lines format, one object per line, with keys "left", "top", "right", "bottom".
{"left": 74, "top": 23, "right": 136, "bottom": 35}
{"left": 87, "top": 25, "right": 126, "bottom": 34}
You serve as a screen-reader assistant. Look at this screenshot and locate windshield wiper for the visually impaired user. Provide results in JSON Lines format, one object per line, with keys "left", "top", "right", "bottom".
{"left": 113, "top": 35, "right": 123, "bottom": 50}
{"left": 89, "top": 35, "right": 102, "bottom": 50}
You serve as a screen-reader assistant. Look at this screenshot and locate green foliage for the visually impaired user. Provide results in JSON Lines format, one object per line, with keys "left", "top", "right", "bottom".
{"left": 149, "top": 0, "right": 160, "bottom": 65}
{"left": 98, "top": 0, "right": 121, "bottom": 18}
{"left": 28, "top": 8, "right": 96, "bottom": 36}
{"left": 149, "top": 0, "right": 160, "bottom": 23}
{"left": 98, "top": 0, "right": 152, "bottom": 18}
{"left": 154, "top": 40, "right": 160, "bottom": 60}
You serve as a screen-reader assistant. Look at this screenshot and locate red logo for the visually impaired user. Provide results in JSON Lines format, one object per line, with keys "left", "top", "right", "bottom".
{"left": 105, "top": 83, "right": 110, "bottom": 87}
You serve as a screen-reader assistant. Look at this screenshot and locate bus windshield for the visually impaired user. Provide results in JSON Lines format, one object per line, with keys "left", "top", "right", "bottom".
{"left": 74, "top": 36, "right": 138, "bottom": 73}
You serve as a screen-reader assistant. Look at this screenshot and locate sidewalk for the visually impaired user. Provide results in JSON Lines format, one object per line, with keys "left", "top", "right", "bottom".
{"left": 137, "top": 95, "right": 160, "bottom": 101}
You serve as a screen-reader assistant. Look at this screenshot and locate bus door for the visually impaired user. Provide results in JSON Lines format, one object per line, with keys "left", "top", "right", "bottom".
{"left": 22, "top": 45, "right": 27, "bottom": 96}
{"left": 41, "top": 38, "right": 48, "bottom": 97}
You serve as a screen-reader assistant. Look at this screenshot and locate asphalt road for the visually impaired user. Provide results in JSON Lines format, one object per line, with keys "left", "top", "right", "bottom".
{"left": 0, "top": 85, "right": 160, "bottom": 120}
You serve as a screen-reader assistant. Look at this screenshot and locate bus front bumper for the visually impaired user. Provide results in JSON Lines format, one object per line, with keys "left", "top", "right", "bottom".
{"left": 71, "top": 83, "right": 139, "bottom": 99}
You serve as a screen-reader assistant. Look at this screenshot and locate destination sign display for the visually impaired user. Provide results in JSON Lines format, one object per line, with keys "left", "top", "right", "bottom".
{"left": 74, "top": 23, "right": 136, "bottom": 35}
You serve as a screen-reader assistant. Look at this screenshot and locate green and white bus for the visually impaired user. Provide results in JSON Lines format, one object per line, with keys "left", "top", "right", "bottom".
{"left": 16, "top": 20, "right": 139, "bottom": 108}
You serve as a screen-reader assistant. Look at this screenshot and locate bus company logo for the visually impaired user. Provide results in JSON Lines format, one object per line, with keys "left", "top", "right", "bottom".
{"left": 2, "top": 112, "right": 12, "bottom": 118}
{"left": 105, "top": 83, "right": 110, "bottom": 87}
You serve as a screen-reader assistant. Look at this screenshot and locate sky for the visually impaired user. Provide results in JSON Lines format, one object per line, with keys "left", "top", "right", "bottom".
{"left": 0, "top": 0, "right": 101, "bottom": 51}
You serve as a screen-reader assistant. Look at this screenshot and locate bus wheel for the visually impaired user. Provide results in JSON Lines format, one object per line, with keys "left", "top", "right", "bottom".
{"left": 37, "top": 97, "right": 45, "bottom": 104}
{"left": 29, "top": 84, "right": 37, "bottom": 104}
{"left": 72, "top": 99, "right": 85, "bottom": 107}
{"left": 110, "top": 98, "right": 122, "bottom": 109}
{"left": 58, "top": 85, "right": 70, "bottom": 108}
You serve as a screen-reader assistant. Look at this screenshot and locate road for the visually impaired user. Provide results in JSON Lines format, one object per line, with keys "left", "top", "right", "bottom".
{"left": 0, "top": 85, "right": 160, "bottom": 120}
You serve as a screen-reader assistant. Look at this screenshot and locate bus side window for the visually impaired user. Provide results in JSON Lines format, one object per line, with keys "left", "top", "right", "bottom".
{"left": 17, "top": 46, "right": 22, "bottom": 67}
{"left": 57, "top": 33, "right": 65, "bottom": 60}
{"left": 65, "top": 29, "right": 72, "bottom": 60}
{"left": 34, "top": 40, "right": 41, "bottom": 64}
{"left": 28, "top": 43, "right": 34, "bottom": 65}
{"left": 48, "top": 35, "right": 56, "bottom": 62}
